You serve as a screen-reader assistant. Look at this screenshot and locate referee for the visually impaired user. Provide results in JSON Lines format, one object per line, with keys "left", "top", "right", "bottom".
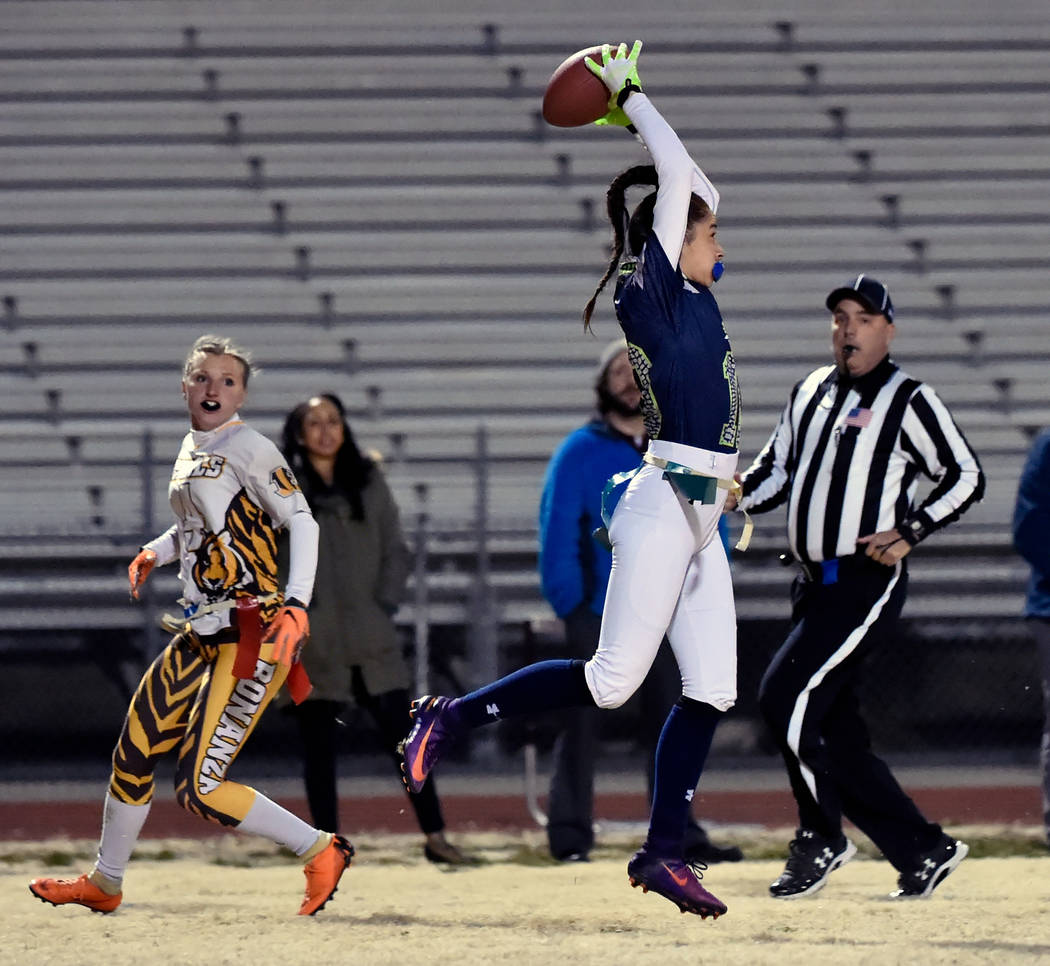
{"left": 727, "top": 275, "right": 984, "bottom": 900}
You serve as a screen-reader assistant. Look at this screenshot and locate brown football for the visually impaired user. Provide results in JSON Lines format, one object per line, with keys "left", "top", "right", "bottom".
{"left": 541, "top": 45, "right": 615, "bottom": 127}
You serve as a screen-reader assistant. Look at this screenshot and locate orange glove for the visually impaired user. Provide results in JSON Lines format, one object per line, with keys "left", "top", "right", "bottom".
{"left": 263, "top": 603, "right": 309, "bottom": 668}
{"left": 128, "top": 548, "right": 157, "bottom": 600}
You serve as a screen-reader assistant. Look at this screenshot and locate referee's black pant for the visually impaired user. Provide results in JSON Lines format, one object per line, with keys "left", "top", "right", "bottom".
{"left": 758, "top": 554, "right": 943, "bottom": 871}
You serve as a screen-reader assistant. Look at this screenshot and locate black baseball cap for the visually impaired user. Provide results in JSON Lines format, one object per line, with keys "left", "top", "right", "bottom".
{"left": 825, "top": 274, "right": 894, "bottom": 322}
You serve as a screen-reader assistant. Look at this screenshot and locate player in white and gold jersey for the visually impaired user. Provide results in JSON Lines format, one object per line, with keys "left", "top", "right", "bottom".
{"left": 29, "top": 335, "right": 353, "bottom": 917}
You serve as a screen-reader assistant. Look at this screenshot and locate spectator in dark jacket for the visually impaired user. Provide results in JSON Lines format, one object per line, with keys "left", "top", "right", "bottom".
{"left": 281, "top": 393, "right": 470, "bottom": 864}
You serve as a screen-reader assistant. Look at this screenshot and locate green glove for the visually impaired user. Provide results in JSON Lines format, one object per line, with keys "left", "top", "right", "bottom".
{"left": 585, "top": 40, "right": 643, "bottom": 127}
{"left": 594, "top": 103, "right": 633, "bottom": 128}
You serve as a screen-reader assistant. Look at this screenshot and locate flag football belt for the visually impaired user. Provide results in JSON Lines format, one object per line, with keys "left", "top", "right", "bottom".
{"left": 163, "top": 592, "right": 311, "bottom": 704}
{"left": 177, "top": 592, "right": 281, "bottom": 620}
{"left": 643, "top": 453, "right": 753, "bottom": 552}
{"left": 597, "top": 454, "right": 753, "bottom": 552}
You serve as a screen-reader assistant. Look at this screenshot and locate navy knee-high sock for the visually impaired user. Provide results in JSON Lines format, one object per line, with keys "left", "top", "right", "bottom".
{"left": 450, "top": 660, "right": 593, "bottom": 728}
{"left": 646, "top": 696, "right": 722, "bottom": 855}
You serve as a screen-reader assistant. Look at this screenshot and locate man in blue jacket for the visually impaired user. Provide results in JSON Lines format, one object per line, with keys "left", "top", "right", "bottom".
{"left": 1013, "top": 427, "right": 1050, "bottom": 847}
{"left": 538, "top": 339, "right": 740, "bottom": 863}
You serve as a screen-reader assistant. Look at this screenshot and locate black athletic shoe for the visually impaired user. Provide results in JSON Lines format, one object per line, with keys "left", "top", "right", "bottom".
{"left": 555, "top": 851, "right": 590, "bottom": 863}
{"left": 769, "top": 829, "right": 857, "bottom": 899}
{"left": 889, "top": 835, "right": 968, "bottom": 899}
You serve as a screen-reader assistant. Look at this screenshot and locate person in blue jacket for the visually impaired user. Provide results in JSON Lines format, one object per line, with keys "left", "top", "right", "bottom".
{"left": 539, "top": 339, "right": 741, "bottom": 865}
{"left": 1012, "top": 427, "right": 1050, "bottom": 847}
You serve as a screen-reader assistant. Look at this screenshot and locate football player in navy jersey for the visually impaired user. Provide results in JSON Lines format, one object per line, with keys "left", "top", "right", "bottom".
{"left": 400, "top": 42, "right": 739, "bottom": 920}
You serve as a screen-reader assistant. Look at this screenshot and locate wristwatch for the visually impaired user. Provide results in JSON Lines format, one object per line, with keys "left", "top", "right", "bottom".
{"left": 900, "top": 517, "right": 927, "bottom": 545}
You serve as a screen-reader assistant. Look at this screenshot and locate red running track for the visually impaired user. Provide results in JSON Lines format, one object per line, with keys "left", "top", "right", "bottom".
{"left": 0, "top": 785, "right": 1041, "bottom": 841}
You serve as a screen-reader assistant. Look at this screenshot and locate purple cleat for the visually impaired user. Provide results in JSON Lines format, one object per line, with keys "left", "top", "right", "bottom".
{"left": 627, "top": 846, "right": 728, "bottom": 919}
{"left": 399, "top": 695, "right": 459, "bottom": 794}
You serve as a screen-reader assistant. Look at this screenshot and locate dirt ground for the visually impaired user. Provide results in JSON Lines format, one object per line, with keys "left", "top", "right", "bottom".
{"left": 5, "top": 829, "right": 1050, "bottom": 966}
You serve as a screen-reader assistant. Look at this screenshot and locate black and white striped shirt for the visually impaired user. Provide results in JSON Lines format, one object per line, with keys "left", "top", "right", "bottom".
{"left": 739, "top": 357, "right": 985, "bottom": 563}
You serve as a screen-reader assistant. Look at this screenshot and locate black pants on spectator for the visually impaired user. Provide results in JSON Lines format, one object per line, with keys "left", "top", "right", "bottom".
{"left": 291, "top": 669, "right": 445, "bottom": 836}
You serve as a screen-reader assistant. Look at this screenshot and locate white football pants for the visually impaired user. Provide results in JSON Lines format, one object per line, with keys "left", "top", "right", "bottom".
{"left": 584, "top": 439, "right": 738, "bottom": 712}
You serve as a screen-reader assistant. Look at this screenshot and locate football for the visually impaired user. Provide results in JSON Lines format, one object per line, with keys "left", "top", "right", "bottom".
{"left": 541, "top": 44, "right": 615, "bottom": 127}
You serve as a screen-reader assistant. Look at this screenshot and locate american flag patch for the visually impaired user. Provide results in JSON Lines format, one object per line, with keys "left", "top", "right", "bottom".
{"left": 844, "top": 407, "right": 873, "bottom": 428}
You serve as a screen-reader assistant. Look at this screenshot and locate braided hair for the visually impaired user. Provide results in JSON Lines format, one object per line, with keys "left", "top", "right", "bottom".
{"left": 582, "top": 164, "right": 713, "bottom": 330}
{"left": 280, "top": 393, "right": 374, "bottom": 521}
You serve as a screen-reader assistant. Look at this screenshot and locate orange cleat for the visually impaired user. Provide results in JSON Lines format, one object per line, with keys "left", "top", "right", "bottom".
{"left": 29, "top": 874, "right": 122, "bottom": 914}
{"left": 299, "top": 834, "right": 355, "bottom": 916}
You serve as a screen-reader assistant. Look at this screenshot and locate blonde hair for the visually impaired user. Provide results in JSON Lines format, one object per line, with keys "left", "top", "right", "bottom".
{"left": 182, "top": 334, "right": 256, "bottom": 386}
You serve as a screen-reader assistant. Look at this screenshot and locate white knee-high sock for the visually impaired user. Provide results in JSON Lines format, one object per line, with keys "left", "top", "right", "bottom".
{"left": 94, "top": 792, "right": 151, "bottom": 882}
{"left": 238, "top": 792, "right": 320, "bottom": 856}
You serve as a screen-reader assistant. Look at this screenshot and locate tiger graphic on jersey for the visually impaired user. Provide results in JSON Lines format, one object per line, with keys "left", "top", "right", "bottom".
{"left": 191, "top": 489, "right": 282, "bottom": 623}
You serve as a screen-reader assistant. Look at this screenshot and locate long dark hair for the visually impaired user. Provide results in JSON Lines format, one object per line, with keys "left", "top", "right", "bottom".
{"left": 582, "top": 164, "right": 713, "bottom": 330}
{"left": 281, "top": 392, "right": 374, "bottom": 520}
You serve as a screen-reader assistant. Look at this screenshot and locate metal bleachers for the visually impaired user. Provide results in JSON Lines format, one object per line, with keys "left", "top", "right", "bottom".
{"left": 1, "top": 0, "right": 1047, "bottom": 632}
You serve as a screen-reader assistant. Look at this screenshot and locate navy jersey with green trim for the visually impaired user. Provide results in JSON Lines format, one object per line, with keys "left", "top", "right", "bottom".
{"left": 613, "top": 233, "right": 740, "bottom": 454}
